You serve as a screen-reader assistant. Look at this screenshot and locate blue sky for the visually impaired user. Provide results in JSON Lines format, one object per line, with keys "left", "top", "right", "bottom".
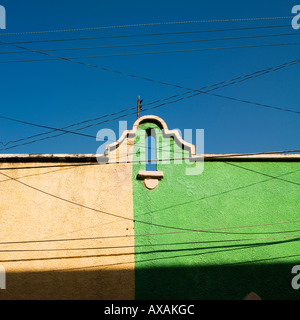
{"left": 0, "top": 0, "right": 299, "bottom": 154}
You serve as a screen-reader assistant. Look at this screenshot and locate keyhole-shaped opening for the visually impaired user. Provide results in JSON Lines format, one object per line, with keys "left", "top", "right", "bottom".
{"left": 146, "top": 129, "right": 157, "bottom": 171}
{"left": 136, "top": 127, "right": 164, "bottom": 189}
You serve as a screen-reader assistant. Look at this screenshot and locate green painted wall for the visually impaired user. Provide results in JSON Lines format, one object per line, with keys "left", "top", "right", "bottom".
{"left": 133, "top": 121, "right": 300, "bottom": 300}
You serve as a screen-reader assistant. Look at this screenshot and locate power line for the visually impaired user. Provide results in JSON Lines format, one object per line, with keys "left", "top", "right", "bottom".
{"left": 3, "top": 41, "right": 300, "bottom": 61}
{"left": 0, "top": 152, "right": 299, "bottom": 169}
{"left": 137, "top": 65, "right": 300, "bottom": 116}
{"left": 0, "top": 39, "right": 199, "bottom": 88}
{"left": 138, "top": 62, "right": 300, "bottom": 113}
{"left": 2, "top": 35, "right": 299, "bottom": 130}
{"left": 0, "top": 25, "right": 292, "bottom": 46}
{"left": 1, "top": 35, "right": 299, "bottom": 95}
{"left": 1, "top": 234, "right": 300, "bottom": 252}
{"left": 224, "top": 162, "right": 300, "bottom": 186}
{"left": 0, "top": 151, "right": 299, "bottom": 202}
{"left": 0, "top": 40, "right": 299, "bottom": 150}
{"left": 0, "top": 110, "right": 139, "bottom": 151}
{"left": 0, "top": 149, "right": 299, "bottom": 172}
{"left": 0, "top": 115, "right": 97, "bottom": 139}
{"left": 0, "top": 73, "right": 295, "bottom": 151}
{"left": 203, "top": 92, "right": 300, "bottom": 115}
{"left": 1, "top": 32, "right": 299, "bottom": 55}
{"left": 0, "top": 16, "right": 293, "bottom": 36}
{"left": 2, "top": 217, "right": 300, "bottom": 245}
{"left": 207, "top": 150, "right": 300, "bottom": 158}
{"left": 1, "top": 238, "right": 299, "bottom": 272}
{"left": 0, "top": 170, "right": 299, "bottom": 237}
{"left": 0, "top": 21, "right": 298, "bottom": 159}
{"left": 34, "top": 154, "right": 300, "bottom": 170}
{"left": 56, "top": 241, "right": 300, "bottom": 271}
{"left": 136, "top": 57, "right": 300, "bottom": 113}
{"left": 1, "top": 54, "right": 299, "bottom": 150}
{"left": 0, "top": 66, "right": 271, "bottom": 148}
{"left": 1, "top": 156, "right": 299, "bottom": 243}
{"left": 0, "top": 107, "right": 134, "bottom": 146}
{"left": 80, "top": 239, "right": 300, "bottom": 270}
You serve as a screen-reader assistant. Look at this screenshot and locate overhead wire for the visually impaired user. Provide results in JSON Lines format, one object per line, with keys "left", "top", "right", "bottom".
{"left": 0, "top": 149, "right": 299, "bottom": 173}
{"left": 0, "top": 115, "right": 96, "bottom": 140}
{"left": 0, "top": 107, "right": 134, "bottom": 146}
{"left": 54, "top": 242, "right": 300, "bottom": 271}
{"left": 1, "top": 53, "right": 300, "bottom": 151}
{"left": 0, "top": 28, "right": 299, "bottom": 154}
{"left": 1, "top": 33, "right": 299, "bottom": 99}
{"left": 224, "top": 162, "right": 300, "bottom": 186}
{"left": 3, "top": 41, "right": 300, "bottom": 61}
{"left": 0, "top": 163, "right": 298, "bottom": 252}
{"left": 0, "top": 16, "right": 293, "bottom": 36}
{"left": 69, "top": 239, "right": 300, "bottom": 270}
{"left": 0, "top": 150, "right": 300, "bottom": 167}
{"left": 1, "top": 31, "right": 300, "bottom": 55}
{"left": 0, "top": 24, "right": 292, "bottom": 46}
{"left": 1, "top": 234, "right": 300, "bottom": 253}
{"left": 0, "top": 169, "right": 299, "bottom": 238}
{"left": 1, "top": 238, "right": 299, "bottom": 273}
{"left": 2, "top": 216, "right": 300, "bottom": 245}
{"left": 0, "top": 20, "right": 298, "bottom": 250}
{"left": 2, "top": 33, "right": 299, "bottom": 104}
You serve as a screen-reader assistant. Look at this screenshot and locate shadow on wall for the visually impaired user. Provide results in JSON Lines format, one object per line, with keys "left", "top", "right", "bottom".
{"left": 135, "top": 262, "right": 300, "bottom": 300}
{"left": 0, "top": 262, "right": 299, "bottom": 300}
{"left": 0, "top": 268, "right": 135, "bottom": 300}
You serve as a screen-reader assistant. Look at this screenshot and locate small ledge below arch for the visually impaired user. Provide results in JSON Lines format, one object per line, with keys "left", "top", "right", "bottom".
{"left": 137, "top": 171, "right": 164, "bottom": 190}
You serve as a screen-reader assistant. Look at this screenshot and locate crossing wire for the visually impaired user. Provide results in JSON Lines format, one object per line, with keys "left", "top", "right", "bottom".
{"left": 1, "top": 35, "right": 300, "bottom": 98}
{"left": 0, "top": 24, "right": 292, "bottom": 46}
{"left": 3, "top": 41, "right": 300, "bottom": 61}
{"left": 1, "top": 234, "right": 300, "bottom": 252}
{"left": 0, "top": 148, "right": 299, "bottom": 172}
{"left": 1, "top": 52, "right": 300, "bottom": 150}
{"left": 0, "top": 169, "right": 299, "bottom": 238}
{"left": 224, "top": 162, "right": 300, "bottom": 186}
{"left": 1, "top": 31, "right": 300, "bottom": 55}
{"left": 0, "top": 16, "right": 293, "bottom": 36}
{"left": 1, "top": 35, "right": 300, "bottom": 95}
{"left": 0, "top": 33, "right": 300, "bottom": 151}
{"left": 2, "top": 218, "right": 300, "bottom": 245}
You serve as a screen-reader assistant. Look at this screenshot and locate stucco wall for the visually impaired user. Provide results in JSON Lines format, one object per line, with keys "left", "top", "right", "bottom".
{"left": 0, "top": 160, "right": 134, "bottom": 300}
{"left": 0, "top": 116, "right": 299, "bottom": 300}
{"left": 132, "top": 122, "right": 300, "bottom": 300}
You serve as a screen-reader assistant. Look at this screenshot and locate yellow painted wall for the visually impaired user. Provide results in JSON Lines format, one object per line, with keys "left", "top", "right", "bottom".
{"left": 0, "top": 160, "right": 134, "bottom": 300}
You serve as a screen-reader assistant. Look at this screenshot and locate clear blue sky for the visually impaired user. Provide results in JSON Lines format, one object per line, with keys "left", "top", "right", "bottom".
{"left": 0, "top": 0, "right": 299, "bottom": 154}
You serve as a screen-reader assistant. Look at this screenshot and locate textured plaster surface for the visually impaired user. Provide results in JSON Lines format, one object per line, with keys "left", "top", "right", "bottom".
{"left": 132, "top": 120, "right": 300, "bottom": 300}
{"left": 0, "top": 162, "right": 134, "bottom": 300}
